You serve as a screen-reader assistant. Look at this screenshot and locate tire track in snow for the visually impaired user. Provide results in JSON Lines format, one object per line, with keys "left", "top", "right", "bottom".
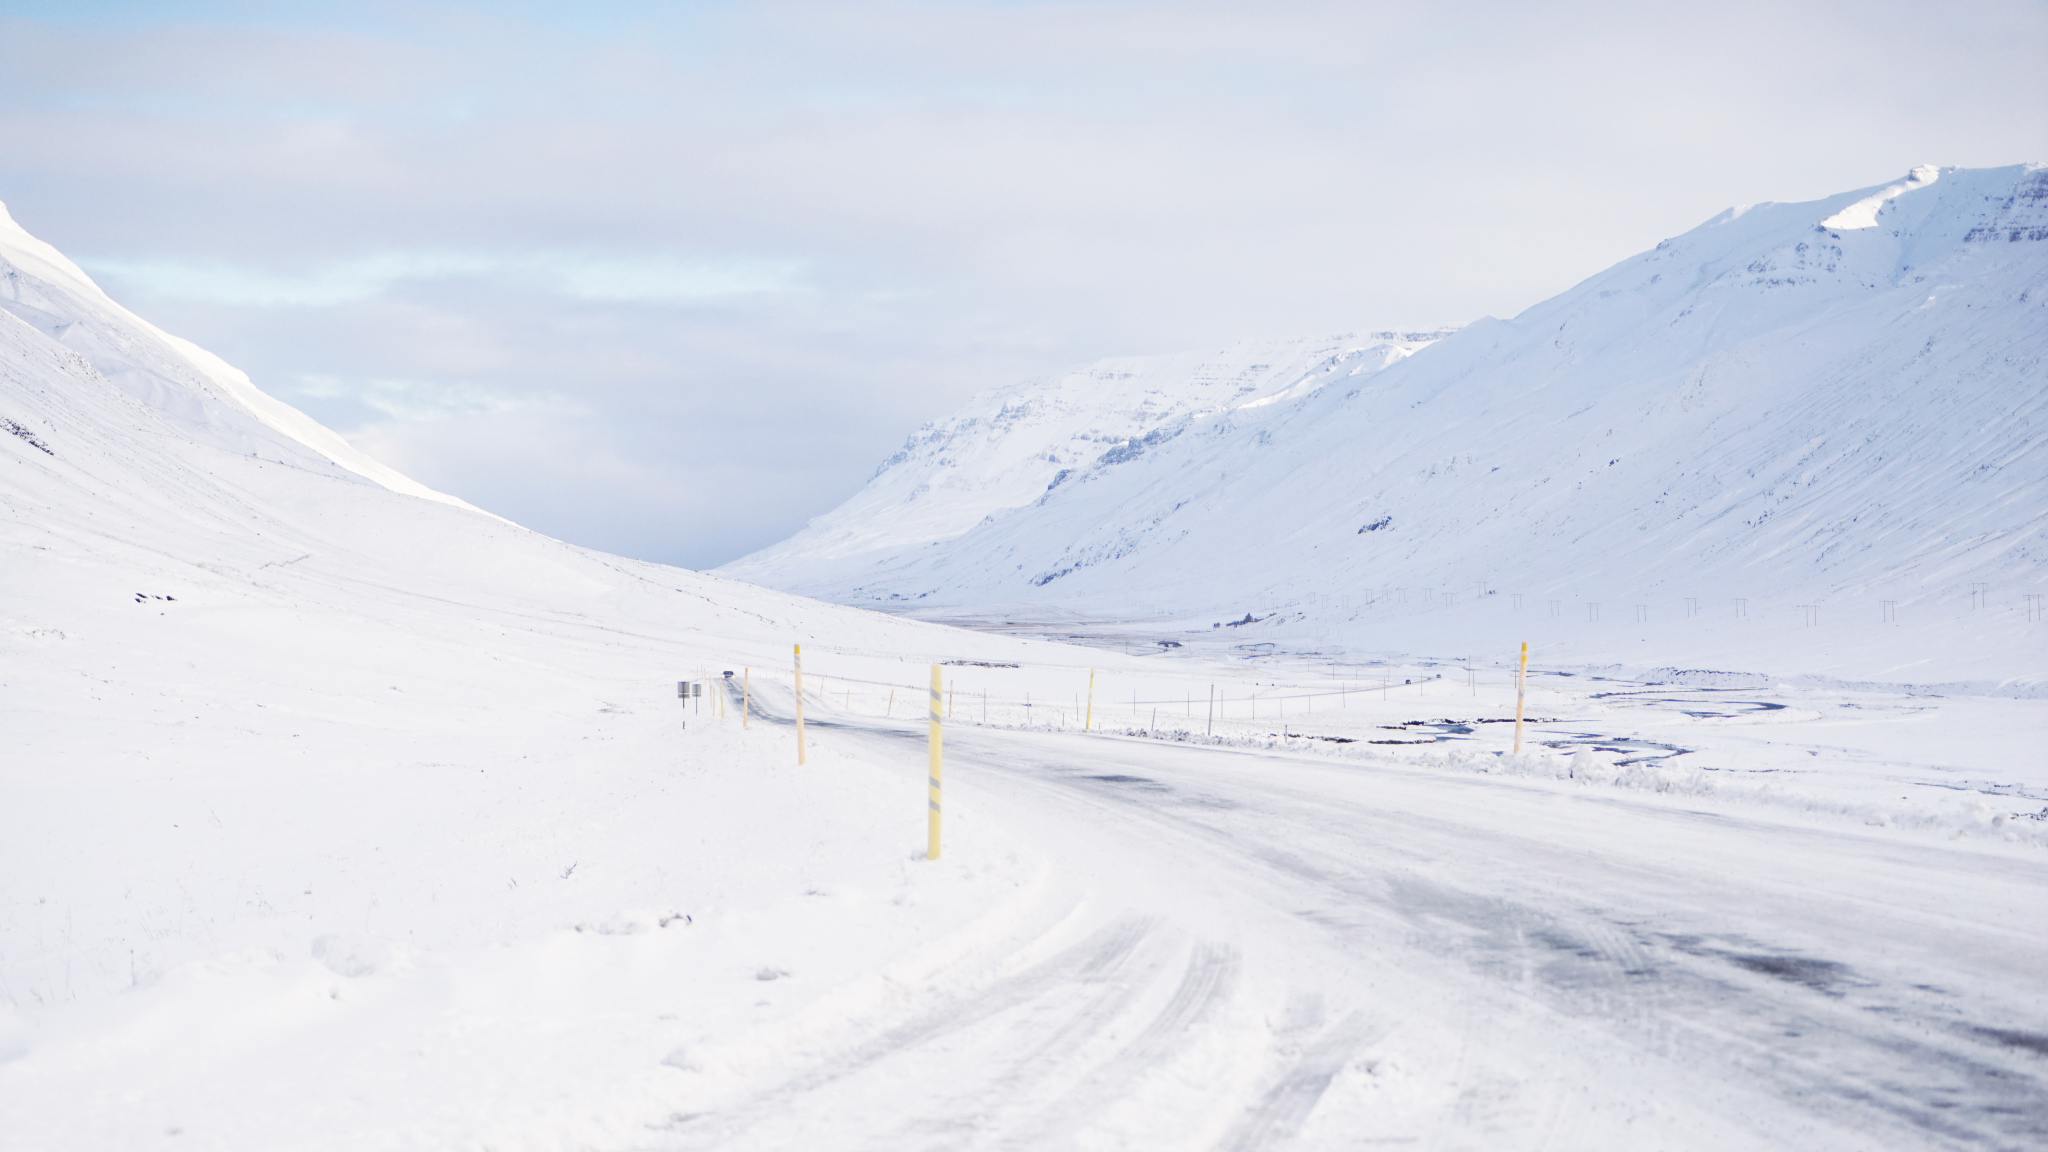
{"left": 650, "top": 916, "right": 1155, "bottom": 1149}
{"left": 992, "top": 942, "right": 1242, "bottom": 1148}
{"left": 875, "top": 926, "right": 1189, "bottom": 1149}
{"left": 1215, "top": 1005, "right": 1387, "bottom": 1151}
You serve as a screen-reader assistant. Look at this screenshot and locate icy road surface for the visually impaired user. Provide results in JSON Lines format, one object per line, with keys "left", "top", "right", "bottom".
{"left": 669, "top": 683, "right": 2048, "bottom": 1151}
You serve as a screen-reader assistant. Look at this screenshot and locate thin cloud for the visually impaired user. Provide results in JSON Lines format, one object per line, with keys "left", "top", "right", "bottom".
{"left": 78, "top": 250, "right": 808, "bottom": 308}
{"left": 290, "top": 374, "right": 588, "bottom": 423}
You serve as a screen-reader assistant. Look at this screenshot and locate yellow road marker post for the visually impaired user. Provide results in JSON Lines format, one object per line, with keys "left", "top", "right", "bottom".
{"left": 743, "top": 668, "right": 750, "bottom": 728}
{"left": 1085, "top": 667, "right": 1096, "bottom": 731}
{"left": 794, "top": 644, "right": 807, "bottom": 765}
{"left": 948, "top": 679, "right": 955, "bottom": 719}
{"left": 1513, "top": 642, "right": 1529, "bottom": 753}
{"left": 927, "top": 664, "right": 943, "bottom": 860}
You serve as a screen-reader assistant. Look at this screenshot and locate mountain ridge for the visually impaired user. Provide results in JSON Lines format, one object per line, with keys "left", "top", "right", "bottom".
{"left": 719, "top": 164, "right": 2048, "bottom": 682}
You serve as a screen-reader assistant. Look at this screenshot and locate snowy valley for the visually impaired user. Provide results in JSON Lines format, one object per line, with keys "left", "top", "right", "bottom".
{"left": 3, "top": 168, "right": 2046, "bottom": 1152}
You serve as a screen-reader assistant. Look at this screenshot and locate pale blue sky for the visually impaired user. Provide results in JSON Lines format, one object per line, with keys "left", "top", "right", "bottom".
{"left": 3, "top": 0, "right": 2044, "bottom": 567}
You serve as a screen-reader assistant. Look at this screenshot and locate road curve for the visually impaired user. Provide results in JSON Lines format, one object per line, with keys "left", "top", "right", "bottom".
{"left": 661, "top": 684, "right": 2048, "bottom": 1150}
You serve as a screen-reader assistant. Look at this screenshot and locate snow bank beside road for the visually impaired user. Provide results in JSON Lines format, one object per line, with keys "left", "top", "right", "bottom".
{"left": 0, "top": 475, "right": 1056, "bottom": 1148}
{"left": 2, "top": 708, "right": 1043, "bottom": 1150}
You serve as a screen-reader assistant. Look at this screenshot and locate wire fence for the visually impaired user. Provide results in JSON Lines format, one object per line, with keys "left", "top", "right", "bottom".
{"left": 710, "top": 657, "right": 1509, "bottom": 738}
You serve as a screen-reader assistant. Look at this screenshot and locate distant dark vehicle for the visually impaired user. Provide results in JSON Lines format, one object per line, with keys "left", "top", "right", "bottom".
{"left": 722, "top": 671, "right": 735, "bottom": 678}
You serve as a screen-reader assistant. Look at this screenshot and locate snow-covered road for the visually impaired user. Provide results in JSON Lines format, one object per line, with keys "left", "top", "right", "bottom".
{"left": 682, "top": 688, "right": 2048, "bottom": 1150}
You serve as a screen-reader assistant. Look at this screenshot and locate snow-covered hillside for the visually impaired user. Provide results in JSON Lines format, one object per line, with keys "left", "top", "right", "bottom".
{"left": 731, "top": 329, "right": 1453, "bottom": 568}
{"left": 721, "top": 165, "right": 2048, "bottom": 687}
{"left": 0, "top": 205, "right": 481, "bottom": 513}
{"left": 0, "top": 201, "right": 1075, "bottom": 1145}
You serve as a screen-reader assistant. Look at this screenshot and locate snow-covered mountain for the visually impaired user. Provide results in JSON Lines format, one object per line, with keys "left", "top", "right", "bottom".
{"left": 729, "top": 329, "right": 1455, "bottom": 570}
{"left": 722, "top": 164, "right": 2048, "bottom": 684}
